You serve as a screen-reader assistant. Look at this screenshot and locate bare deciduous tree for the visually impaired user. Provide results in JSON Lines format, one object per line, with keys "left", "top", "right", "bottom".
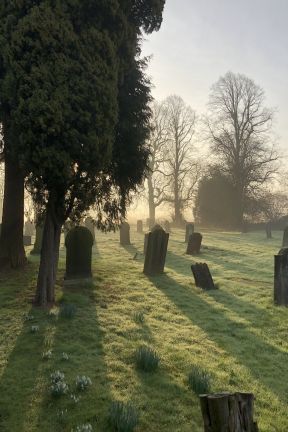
{"left": 206, "top": 71, "right": 279, "bottom": 228}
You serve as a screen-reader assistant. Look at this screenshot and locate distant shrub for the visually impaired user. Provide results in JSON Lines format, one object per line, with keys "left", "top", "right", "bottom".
{"left": 109, "top": 401, "right": 139, "bottom": 432}
{"left": 135, "top": 346, "right": 159, "bottom": 372}
{"left": 133, "top": 311, "right": 145, "bottom": 324}
{"left": 76, "top": 375, "right": 92, "bottom": 391}
{"left": 188, "top": 366, "right": 211, "bottom": 394}
{"left": 59, "top": 303, "right": 77, "bottom": 319}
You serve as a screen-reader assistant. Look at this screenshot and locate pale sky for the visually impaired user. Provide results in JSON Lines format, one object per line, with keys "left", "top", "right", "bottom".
{"left": 142, "top": 0, "right": 288, "bottom": 152}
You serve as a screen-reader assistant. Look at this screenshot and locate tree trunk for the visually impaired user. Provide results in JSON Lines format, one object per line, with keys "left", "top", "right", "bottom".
{"left": 0, "top": 155, "right": 26, "bottom": 268}
{"left": 148, "top": 176, "right": 156, "bottom": 226}
{"left": 34, "top": 206, "right": 61, "bottom": 307}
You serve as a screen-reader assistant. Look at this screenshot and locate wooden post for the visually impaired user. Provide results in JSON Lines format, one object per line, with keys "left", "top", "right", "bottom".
{"left": 200, "top": 392, "right": 259, "bottom": 432}
{"left": 274, "top": 248, "right": 288, "bottom": 305}
{"left": 191, "top": 263, "right": 216, "bottom": 290}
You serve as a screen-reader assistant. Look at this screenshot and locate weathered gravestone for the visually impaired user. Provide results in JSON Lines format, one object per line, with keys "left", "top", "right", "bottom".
{"left": 85, "top": 217, "right": 95, "bottom": 242}
{"left": 191, "top": 263, "right": 216, "bottom": 290}
{"left": 164, "top": 220, "right": 171, "bottom": 233}
{"left": 143, "top": 225, "right": 169, "bottom": 276}
{"left": 23, "top": 235, "right": 32, "bottom": 246}
{"left": 65, "top": 226, "right": 94, "bottom": 282}
{"left": 137, "top": 220, "right": 143, "bottom": 234}
{"left": 200, "top": 392, "right": 259, "bottom": 432}
{"left": 185, "top": 223, "right": 194, "bottom": 242}
{"left": 186, "top": 233, "right": 202, "bottom": 255}
{"left": 24, "top": 220, "right": 34, "bottom": 236}
{"left": 274, "top": 247, "right": 288, "bottom": 305}
{"left": 120, "top": 222, "right": 131, "bottom": 246}
{"left": 30, "top": 224, "right": 44, "bottom": 255}
{"left": 282, "top": 226, "right": 288, "bottom": 247}
{"left": 266, "top": 221, "right": 272, "bottom": 239}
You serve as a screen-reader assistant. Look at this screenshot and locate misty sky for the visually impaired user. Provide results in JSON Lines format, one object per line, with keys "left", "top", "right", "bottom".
{"left": 142, "top": 0, "right": 288, "bottom": 152}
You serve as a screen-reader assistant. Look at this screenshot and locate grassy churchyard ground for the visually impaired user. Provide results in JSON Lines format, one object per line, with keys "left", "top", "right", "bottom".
{"left": 0, "top": 227, "right": 288, "bottom": 431}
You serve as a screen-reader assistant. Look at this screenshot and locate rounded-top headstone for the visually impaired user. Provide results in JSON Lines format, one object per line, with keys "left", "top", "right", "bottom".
{"left": 65, "top": 226, "right": 94, "bottom": 281}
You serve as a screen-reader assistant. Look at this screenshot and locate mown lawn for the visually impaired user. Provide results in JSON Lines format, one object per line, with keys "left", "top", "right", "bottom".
{"left": 0, "top": 227, "right": 287, "bottom": 431}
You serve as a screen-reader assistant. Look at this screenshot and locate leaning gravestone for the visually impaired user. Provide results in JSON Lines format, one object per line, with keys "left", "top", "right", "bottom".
{"left": 143, "top": 225, "right": 169, "bottom": 276}
{"left": 282, "top": 226, "right": 288, "bottom": 247}
{"left": 266, "top": 221, "right": 272, "bottom": 239}
{"left": 164, "top": 220, "right": 171, "bottom": 233}
{"left": 274, "top": 247, "right": 288, "bottom": 305}
{"left": 185, "top": 223, "right": 194, "bottom": 243}
{"left": 23, "top": 235, "right": 32, "bottom": 246}
{"left": 65, "top": 226, "right": 94, "bottom": 282}
{"left": 30, "top": 224, "right": 44, "bottom": 255}
{"left": 120, "top": 222, "right": 131, "bottom": 245}
{"left": 186, "top": 233, "right": 202, "bottom": 255}
{"left": 137, "top": 220, "right": 143, "bottom": 234}
{"left": 85, "top": 217, "right": 95, "bottom": 242}
{"left": 191, "top": 263, "right": 216, "bottom": 290}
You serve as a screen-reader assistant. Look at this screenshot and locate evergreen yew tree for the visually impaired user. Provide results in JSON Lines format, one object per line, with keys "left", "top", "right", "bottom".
{"left": 0, "top": 0, "right": 165, "bottom": 305}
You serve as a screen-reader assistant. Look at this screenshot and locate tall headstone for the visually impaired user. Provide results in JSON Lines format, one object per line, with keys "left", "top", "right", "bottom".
{"left": 191, "top": 263, "right": 216, "bottom": 290}
{"left": 274, "top": 247, "right": 288, "bottom": 305}
{"left": 137, "top": 220, "right": 143, "bottom": 234}
{"left": 65, "top": 226, "right": 94, "bottom": 281}
{"left": 85, "top": 217, "right": 95, "bottom": 242}
{"left": 266, "top": 221, "right": 272, "bottom": 239}
{"left": 282, "top": 226, "right": 288, "bottom": 247}
{"left": 164, "top": 220, "right": 171, "bottom": 233}
{"left": 143, "top": 225, "right": 169, "bottom": 276}
{"left": 120, "top": 222, "right": 131, "bottom": 245}
{"left": 185, "top": 223, "right": 194, "bottom": 243}
{"left": 186, "top": 233, "right": 202, "bottom": 255}
{"left": 30, "top": 224, "right": 44, "bottom": 255}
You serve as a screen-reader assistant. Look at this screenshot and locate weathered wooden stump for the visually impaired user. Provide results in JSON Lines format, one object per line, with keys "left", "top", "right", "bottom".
{"left": 185, "top": 223, "right": 195, "bottom": 243}
{"left": 137, "top": 220, "right": 143, "bottom": 234}
{"left": 282, "top": 226, "right": 288, "bottom": 247}
{"left": 30, "top": 224, "right": 44, "bottom": 255}
{"left": 200, "top": 392, "right": 259, "bottom": 432}
{"left": 274, "top": 247, "right": 288, "bottom": 305}
{"left": 65, "top": 226, "right": 94, "bottom": 282}
{"left": 164, "top": 220, "right": 171, "bottom": 233}
{"left": 266, "top": 221, "right": 272, "bottom": 239}
{"left": 23, "top": 235, "right": 32, "bottom": 247}
{"left": 191, "top": 263, "right": 216, "bottom": 290}
{"left": 186, "top": 233, "right": 202, "bottom": 255}
{"left": 143, "top": 225, "right": 169, "bottom": 276}
{"left": 85, "top": 217, "right": 95, "bottom": 242}
{"left": 120, "top": 222, "right": 131, "bottom": 245}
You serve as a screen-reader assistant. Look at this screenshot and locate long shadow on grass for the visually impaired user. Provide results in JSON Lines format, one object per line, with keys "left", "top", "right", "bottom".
{"left": 149, "top": 273, "right": 288, "bottom": 401}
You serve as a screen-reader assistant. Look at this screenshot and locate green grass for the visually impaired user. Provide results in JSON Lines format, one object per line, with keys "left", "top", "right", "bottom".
{"left": 0, "top": 227, "right": 287, "bottom": 431}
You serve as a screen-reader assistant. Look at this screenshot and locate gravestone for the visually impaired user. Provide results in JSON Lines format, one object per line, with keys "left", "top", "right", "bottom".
{"left": 274, "top": 247, "right": 288, "bottom": 305}
{"left": 120, "top": 222, "right": 131, "bottom": 245}
{"left": 191, "top": 263, "right": 216, "bottom": 290}
{"left": 65, "top": 226, "right": 94, "bottom": 281}
{"left": 137, "top": 220, "right": 143, "bottom": 234}
{"left": 30, "top": 224, "right": 44, "bottom": 255}
{"left": 23, "top": 235, "right": 32, "bottom": 247}
{"left": 200, "top": 392, "right": 259, "bottom": 432}
{"left": 282, "top": 226, "right": 288, "bottom": 247}
{"left": 85, "top": 217, "right": 95, "bottom": 242}
{"left": 164, "top": 220, "right": 171, "bottom": 233}
{"left": 185, "top": 223, "right": 194, "bottom": 242}
{"left": 186, "top": 233, "right": 202, "bottom": 255}
{"left": 266, "top": 221, "right": 272, "bottom": 239}
{"left": 143, "top": 225, "right": 169, "bottom": 276}
{"left": 24, "top": 220, "right": 34, "bottom": 236}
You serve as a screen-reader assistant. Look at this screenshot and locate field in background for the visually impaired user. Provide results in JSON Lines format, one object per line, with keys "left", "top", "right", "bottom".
{"left": 0, "top": 227, "right": 287, "bottom": 431}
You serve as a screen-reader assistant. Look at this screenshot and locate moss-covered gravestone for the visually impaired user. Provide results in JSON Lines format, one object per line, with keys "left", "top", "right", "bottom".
{"left": 274, "top": 247, "right": 288, "bottom": 305}
{"left": 186, "top": 232, "right": 202, "bottom": 255}
{"left": 282, "top": 226, "right": 288, "bottom": 247}
{"left": 120, "top": 222, "right": 130, "bottom": 245}
{"left": 185, "top": 223, "right": 194, "bottom": 242}
{"left": 143, "top": 225, "right": 169, "bottom": 276}
{"left": 137, "top": 220, "right": 143, "bottom": 234}
{"left": 85, "top": 217, "right": 95, "bottom": 242}
{"left": 65, "top": 226, "right": 94, "bottom": 282}
{"left": 30, "top": 224, "right": 44, "bottom": 255}
{"left": 164, "top": 220, "right": 171, "bottom": 233}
